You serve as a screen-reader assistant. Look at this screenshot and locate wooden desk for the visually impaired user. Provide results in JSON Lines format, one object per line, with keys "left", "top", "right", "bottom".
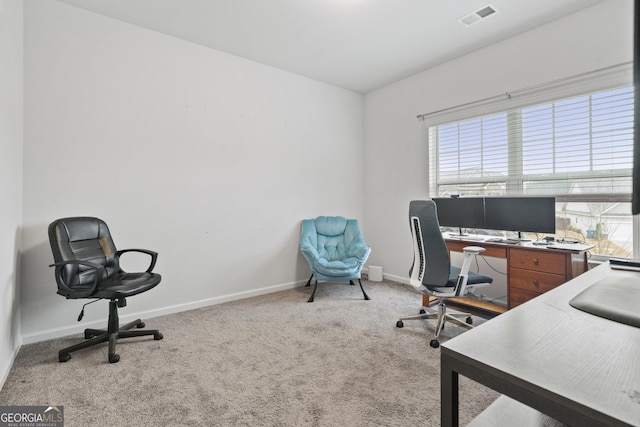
{"left": 424, "top": 237, "right": 592, "bottom": 312}
{"left": 440, "top": 263, "right": 640, "bottom": 427}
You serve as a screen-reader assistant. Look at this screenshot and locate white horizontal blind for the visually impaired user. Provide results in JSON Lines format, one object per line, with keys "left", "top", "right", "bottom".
{"left": 520, "top": 87, "right": 633, "bottom": 199}
{"left": 434, "top": 86, "right": 634, "bottom": 202}
{"left": 436, "top": 113, "right": 509, "bottom": 191}
{"left": 420, "top": 62, "right": 632, "bottom": 127}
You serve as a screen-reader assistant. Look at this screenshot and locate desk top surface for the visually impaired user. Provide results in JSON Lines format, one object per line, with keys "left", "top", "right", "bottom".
{"left": 444, "top": 233, "right": 594, "bottom": 253}
{"left": 442, "top": 263, "right": 640, "bottom": 426}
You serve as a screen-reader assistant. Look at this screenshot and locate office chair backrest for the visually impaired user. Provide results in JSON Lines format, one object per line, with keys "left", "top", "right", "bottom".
{"left": 49, "top": 217, "right": 120, "bottom": 289}
{"left": 409, "top": 200, "right": 451, "bottom": 287}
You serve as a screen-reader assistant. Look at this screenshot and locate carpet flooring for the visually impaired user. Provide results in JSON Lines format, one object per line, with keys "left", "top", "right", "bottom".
{"left": 0, "top": 280, "right": 499, "bottom": 426}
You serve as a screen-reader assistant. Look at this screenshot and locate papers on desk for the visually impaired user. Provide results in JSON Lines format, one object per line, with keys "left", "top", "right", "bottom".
{"left": 459, "top": 236, "right": 484, "bottom": 241}
{"left": 444, "top": 233, "right": 486, "bottom": 241}
{"left": 546, "top": 243, "right": 594, "bottom": 251}
{"left": 444, "top": 233, "right": 596, "bottom": 251}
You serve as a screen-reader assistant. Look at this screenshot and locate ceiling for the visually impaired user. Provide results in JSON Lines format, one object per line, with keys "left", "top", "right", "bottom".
{"left": 57, "top": 0, "right": 603, "bottom": 93}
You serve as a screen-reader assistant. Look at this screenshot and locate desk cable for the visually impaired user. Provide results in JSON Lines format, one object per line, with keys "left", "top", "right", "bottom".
{"left": 475, "top": 254, "right": 507, "bottom": 276}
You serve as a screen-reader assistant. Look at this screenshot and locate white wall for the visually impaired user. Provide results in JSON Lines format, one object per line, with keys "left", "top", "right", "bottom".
{"left": 0, "top": 0, "right": 24, "bottom": 384}
{"left": 363, "top": 0, "right": 633, "bottom": 297}
{"left": 21, "top": 1, "right": 364, "bottom": 342}
{"left": 13, "top": 0, "right": 634, "bottom": 347}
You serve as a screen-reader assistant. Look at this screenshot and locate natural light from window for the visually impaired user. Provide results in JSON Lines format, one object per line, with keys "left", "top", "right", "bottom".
{"left": 433, "top": 86, "right": 634, "bottom": 258}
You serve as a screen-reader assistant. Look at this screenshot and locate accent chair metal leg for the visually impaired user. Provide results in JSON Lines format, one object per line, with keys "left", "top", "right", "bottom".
{"left": 307, "top": 280, "right": 318, "bottom": 303}
{"left": 355, "top": 279, "right": 370, "bottom": 300}
{"left": 307, "top": 277, "right": 370, "bottom": 302}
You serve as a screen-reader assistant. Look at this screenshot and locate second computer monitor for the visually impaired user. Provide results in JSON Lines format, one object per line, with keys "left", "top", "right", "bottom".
{"left": 432, "top": 197, "right": 486, "bottom": 229}
{"left": 484, "top": 196, "right": 556, "bottom": 234}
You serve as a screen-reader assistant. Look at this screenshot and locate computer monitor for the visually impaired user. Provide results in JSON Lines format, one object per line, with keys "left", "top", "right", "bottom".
{"left": 432, "top": 197, "right": 486, "bottom": 232}
{"left": 484, "top": 197, "right": 556, "bottom": 236}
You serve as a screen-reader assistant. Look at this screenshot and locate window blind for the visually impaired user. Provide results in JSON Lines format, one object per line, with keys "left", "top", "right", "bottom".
{"left": 426, "top": 66, "right": 636, "bottom": 258}
{"left": 433, "top": 86, "right": 634, "bottom": 201}
{"left": 419, "top": 62, "right": 632, "bottom": 128}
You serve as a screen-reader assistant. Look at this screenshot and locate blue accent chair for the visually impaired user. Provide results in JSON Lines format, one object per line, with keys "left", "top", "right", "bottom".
{"left": 299, "top": 216, "right": 371, "bottom": 303}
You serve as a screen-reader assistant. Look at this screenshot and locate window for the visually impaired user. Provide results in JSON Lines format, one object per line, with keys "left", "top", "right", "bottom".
{"left": 430, "top": 86, "right": 634, "bottom": 258}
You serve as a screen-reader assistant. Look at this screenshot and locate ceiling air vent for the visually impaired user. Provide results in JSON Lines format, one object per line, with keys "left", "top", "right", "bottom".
{"left": 458, "top": 4, "right": 498, "bottom": 27}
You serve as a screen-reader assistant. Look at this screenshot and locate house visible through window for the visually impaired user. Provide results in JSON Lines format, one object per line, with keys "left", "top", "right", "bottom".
{"left": 431, "top": 86, "right": 634, "bottom": 258}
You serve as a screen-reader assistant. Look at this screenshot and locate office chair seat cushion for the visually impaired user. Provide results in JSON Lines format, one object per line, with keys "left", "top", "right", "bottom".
{"left": 458, "top": 267, "right": 493, "bottom": 285}
{"left": 92, "top": 272, "right": 162, "bottom": 299}
{"left": 425, "top": 266, "right": 493, "bottom": 290}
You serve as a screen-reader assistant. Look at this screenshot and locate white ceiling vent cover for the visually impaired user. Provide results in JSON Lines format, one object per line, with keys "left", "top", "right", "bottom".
{"left": 458, "top": 4, "right": 498, "bottom": 27}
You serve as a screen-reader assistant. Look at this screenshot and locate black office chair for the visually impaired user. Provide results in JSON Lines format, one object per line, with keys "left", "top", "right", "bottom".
{"left": 48, "top": 217, "right": 163, "bottom": 363}
{"left": 396, "top": 200, "right": 493, "bottom": 348}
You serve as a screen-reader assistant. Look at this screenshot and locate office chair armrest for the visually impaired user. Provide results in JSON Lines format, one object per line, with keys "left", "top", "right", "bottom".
{"left": 462, "top": 246, "right": 486, "bottom": 255}
{"left": 456, "top": 246, "right": 488, "bottom": 296}
{"left": 459, "top": 246, "right": 486, "bottom": 275}
{"left": 49, "top": 260, "right": 106, "bottom": 298}
{"left": 116, "top": 249, "right": 159, "bottom": 273}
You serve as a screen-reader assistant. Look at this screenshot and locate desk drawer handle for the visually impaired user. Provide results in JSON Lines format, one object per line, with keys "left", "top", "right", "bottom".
{"left": 533, "top": 279, "right": 540, "bottom": 287}
{"left": 532, "top": 258, "right": 539, "bottom": 265}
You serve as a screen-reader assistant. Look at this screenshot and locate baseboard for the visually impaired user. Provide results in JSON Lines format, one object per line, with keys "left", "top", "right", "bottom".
{"left": 381, "top": 272, "right": 409, "bottom": 285}
{"left": 21, "top": 279, "right": 308, "bottom": 345}
{"left": 0, "top": 343, "right": 22, "bottom": 392}
{"left": 132, "top": 279, "right": 308, "bottom": 322}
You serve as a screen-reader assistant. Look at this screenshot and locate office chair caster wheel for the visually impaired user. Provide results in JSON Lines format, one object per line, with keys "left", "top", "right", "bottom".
{"left": 466, "top": 317, "right": 473, "bottom": 325}
{"left": 396, "top": 320, "right": 404, "bottom": 328}
{"left": 109, "top": 353, "right": 120, "bottom": 363}
{"left": 154, "top": 332, "right": 164, "bottom": 340}
{"left": 430, "top": 339, "right": 440, "bottom": 348}
{"left": 137, "top": 322, "right": 145, "bottom": 328}
{"left": 59, "top": 353, "right": 71, "bottom": 363}
{"left": 419, "top": 309, "right": 426, "bottom": 314}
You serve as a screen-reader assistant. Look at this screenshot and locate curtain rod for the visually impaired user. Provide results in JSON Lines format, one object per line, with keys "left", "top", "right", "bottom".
{"left": 416, "top": 62, "right": 632, "bottom": 121}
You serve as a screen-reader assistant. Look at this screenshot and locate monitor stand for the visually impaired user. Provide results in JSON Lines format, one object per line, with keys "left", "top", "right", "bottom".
{"left": 516, "top": 231, "right": 531, "bottom": 241}
{"left": 449, "top": 227, "right": 468, "bottom": 237}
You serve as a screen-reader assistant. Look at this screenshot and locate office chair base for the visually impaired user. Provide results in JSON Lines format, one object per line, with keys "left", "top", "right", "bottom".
{"left": 59, "top": 300, "right": 163, "bottom": 363}
{"left": 396, "top": 302, "right": 474, "bottom": 348}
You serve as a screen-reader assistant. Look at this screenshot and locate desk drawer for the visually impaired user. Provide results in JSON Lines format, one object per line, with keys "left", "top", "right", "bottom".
{"left": 509, "top": 248, "right": 566, "bottom": 275}
{"left": 509, "top": 268, "right": 565, "bottom": 294}
{"left": 447, "top": 241, "right": 507, "bottom": 258}
{"left": 509, "top": 288, "right": 540, "bottom": 308}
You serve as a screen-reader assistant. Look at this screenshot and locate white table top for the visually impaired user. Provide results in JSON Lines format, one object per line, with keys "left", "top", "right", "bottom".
{"left": 442, "top": 263, "right": 640, "bottom": 426}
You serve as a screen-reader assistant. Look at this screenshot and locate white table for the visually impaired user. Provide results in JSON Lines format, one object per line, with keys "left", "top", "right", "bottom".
{"left": 441, "top": 263, "right": 640, "bottom": 427}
